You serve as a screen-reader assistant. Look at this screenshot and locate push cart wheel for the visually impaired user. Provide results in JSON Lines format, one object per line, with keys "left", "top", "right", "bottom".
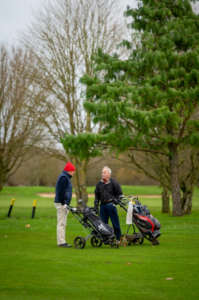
{"left": 120, "top": 234, "right": 131, "bottom": 246}
{"left": 74, "top": 236, "right": 86, "bottom": 249}
{"left": 138, "top": 237, "right": 144, "bottom": 244}
{"left": 91, "top": 236, "right": 102, "bottom": 247}
{"left": 133, "top": 236, "right": 144, "bottom": 245}
{"left": 110, "top": 240, "right": 119, "bottom": 249}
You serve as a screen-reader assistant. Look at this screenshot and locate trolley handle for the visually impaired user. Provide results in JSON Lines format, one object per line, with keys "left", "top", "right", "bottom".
{"left": 67, "top": 205, "right": 78, "bottom": 213}
{"left": 113, "top": 196, "right": 128, "bottom": 207}
{"left": 78, "top": 199, "right": 87, "bottom": 207}
{"left": 128, "top": 195, "right": 139, "bottom": 201}
{"left": 114, "top": 195, "right": 140, "bottom": 207}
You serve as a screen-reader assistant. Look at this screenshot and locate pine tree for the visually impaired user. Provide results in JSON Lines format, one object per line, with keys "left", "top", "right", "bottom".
{"left": 62, "top": 0, "right": 199, "bottom": 216}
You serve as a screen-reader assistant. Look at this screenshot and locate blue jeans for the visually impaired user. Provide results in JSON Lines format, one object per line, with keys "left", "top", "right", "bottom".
{"left": 100, "top": 203, "right": 121, "bottom": 241}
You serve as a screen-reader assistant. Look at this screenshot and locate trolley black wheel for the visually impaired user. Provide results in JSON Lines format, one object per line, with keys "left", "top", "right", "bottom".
{"left": 120, "top": 234, "right": 131, "bottom": 246}
{"left": 110, "top": 240, "right": 120, "bottom": 249}
{"left": 138, "top": 237, "right": 144, "bottom": 244}
{"left": 74, "top": 236, "right": 86, "bottom": 249}
{"left": 91, "top": 236, "right": 102, "bottom": 247}
{"left": 133, "top": 236, "right": 144, "bottom": 245}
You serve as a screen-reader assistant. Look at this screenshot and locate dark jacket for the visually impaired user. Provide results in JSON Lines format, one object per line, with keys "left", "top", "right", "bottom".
{"left": 54, "top": 170, "right": 72, "bottom": 206}
{"left": 94, "top": 178, "right": 123, "bottom": 205}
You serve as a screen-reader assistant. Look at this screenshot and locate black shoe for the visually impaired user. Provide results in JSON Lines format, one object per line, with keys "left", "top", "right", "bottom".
{"left": 58, "top": 243, "right": 72, "bottom": 248}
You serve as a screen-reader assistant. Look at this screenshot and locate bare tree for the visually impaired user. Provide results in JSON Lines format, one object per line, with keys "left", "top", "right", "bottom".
{"left": 22, "top": 0, "right": 128, "bottom": 203}
{"left": 120, "top": 146, "right": 199, "bottom": 215}
{"left": 0, "top": 44, "right": 46, "bottom": 191}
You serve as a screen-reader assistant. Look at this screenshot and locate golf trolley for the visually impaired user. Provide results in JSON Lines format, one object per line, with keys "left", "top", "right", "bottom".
{"left": 67, "top": 200, "right": 119, "bottom": 249}
{"left": 114, "top": 196, "right": 161, "bottom": 246}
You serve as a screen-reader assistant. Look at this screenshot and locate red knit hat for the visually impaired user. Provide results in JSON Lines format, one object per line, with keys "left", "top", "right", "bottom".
{"left": 64, "top": 162, "right": 76, "bottom": 172}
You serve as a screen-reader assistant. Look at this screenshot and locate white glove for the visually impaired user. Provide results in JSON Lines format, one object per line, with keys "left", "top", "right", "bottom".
{"left": 126, "top": 201, "right": 133, "bottom": 224}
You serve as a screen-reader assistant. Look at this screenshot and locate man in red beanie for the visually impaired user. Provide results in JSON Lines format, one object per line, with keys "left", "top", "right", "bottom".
{"left": 54, "top": 162, "right": 76, "bottom": 247}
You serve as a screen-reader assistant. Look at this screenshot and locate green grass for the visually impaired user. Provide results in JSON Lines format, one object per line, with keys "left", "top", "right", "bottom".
{"left": 87, "top": 185, "right": 165, "bottom": 195}
{"left": 1, "top": 185, "right": 163, "bottom": 196}
{"left": 88, "top": 185, "right": 199, "bottom": 198}
{"left": 2, "top": 185, "right": 199, "bottom": 197}
{"left": 0, "top": 186, "right": 199, "bottom": 300}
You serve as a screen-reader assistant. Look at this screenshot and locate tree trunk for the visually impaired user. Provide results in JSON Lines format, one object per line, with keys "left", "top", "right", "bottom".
{"left": 71, "top": 157, "right": 88, "bottom": 205}
{"left": 161, "top": 185, "right": 170, "bottom": 213}
{"left": 0, "top": 163, "right": 5, "bottom": 191}
{"left": 181, "top": 187, "right": 193, "bottom": 215}
{"left": 169, "top": 144, "right": 183, "bottom": 216}
{"left": 76, "top": 162, "right": 88, "bottom": 204}
{"left": 180, "top": 150, "right": 199, "bottom": 215}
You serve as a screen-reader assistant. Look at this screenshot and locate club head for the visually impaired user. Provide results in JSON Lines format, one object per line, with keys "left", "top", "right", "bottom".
{"left": 78, "top": 199, "right": 83, "bottom": 203}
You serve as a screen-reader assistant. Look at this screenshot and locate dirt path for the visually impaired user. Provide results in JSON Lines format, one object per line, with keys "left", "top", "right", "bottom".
{"left": 36, "top": 193, "right": 161, "bottom": 198}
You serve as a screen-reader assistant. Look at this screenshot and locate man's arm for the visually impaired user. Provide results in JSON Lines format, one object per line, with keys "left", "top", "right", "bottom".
{"left": 94, "top": 183, "right": 100, "bottom": 211}
{"left": 113, "top": 179, "right": 123, "bottom": 199}
{"left": 58, "top": 176, "right": 68, "bottom": 205}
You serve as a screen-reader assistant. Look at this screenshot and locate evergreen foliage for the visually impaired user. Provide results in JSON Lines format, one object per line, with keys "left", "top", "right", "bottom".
{"left": 61, "top": 0, "right": 199, "bottom": 216}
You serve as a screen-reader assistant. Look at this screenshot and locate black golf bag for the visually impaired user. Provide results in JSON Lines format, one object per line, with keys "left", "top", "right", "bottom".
{"left": 83, "top": 206, "right": 116, "bottom": 240}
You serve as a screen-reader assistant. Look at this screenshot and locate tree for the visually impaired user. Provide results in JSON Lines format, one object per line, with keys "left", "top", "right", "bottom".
{"left": 22, "top": 0, "right": 127, "bottom": 203}
{"left": 122, "top": 146, "right": 199, "bottom": 214}
{"left": 62, "top": 0, "right": 199, "bottom": 216}
{"left": 112, "top": 150, "right": 171, "bottom": 213}
{"left": 0, "top": 44, "right": 45, "bottom": 191}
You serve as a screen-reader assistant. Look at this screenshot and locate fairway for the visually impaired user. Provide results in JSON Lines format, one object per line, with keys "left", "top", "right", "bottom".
{"left": 0, "top": 186, "right": 199, "bottom": 300}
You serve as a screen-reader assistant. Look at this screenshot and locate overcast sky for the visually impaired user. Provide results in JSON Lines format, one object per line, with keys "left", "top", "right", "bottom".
{"left": 0, "top": 0, "right": 137, "bottom": 44}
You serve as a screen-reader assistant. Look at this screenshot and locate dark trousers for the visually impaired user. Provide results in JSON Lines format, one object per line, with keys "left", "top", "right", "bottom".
{"left": 100, "top": 203, "right": 121, "bottom": 241}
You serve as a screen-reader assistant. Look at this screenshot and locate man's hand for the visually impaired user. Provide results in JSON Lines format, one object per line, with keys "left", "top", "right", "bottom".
{"left": 112, "top": 198, "right": 118, "bottom": 204}
{"left": 94, "top": 203, "right": 99, "bottom": 213}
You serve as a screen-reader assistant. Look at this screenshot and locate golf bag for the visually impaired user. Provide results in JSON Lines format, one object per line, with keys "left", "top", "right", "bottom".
{"left": 132, "top": 200, "right": 161, "bottom": 242}
{"left": 83, "top": 206, "right": 115, "bottom": 239}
